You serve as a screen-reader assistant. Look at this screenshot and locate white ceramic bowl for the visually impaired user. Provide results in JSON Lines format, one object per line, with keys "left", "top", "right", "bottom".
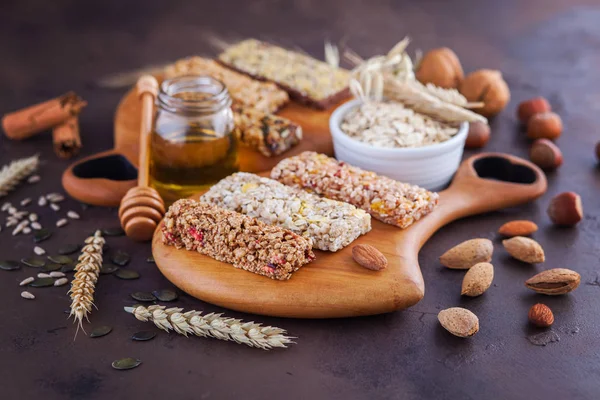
{"left": 329, "top": 99, "right": 469, "bottom": 190}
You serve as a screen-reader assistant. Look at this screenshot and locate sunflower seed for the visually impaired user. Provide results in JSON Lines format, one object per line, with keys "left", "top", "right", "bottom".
{"left": 12, "top": 225, "right": 24, "bottom": 236}
{"left": 19, "top": 277, "right": 35, "bottom": 286}
{"left": 130, "top": 292, "right": 157, "bottom": 302}
{"left": 29, "top": 213, "right": 38, "bottom": 222}
{"left": 1, "top": 202, "right": 11, "bottom": 212}
{"left": 6, "top": 219, "right": 17, "bottom": 227}
{"left": 100, "top": 264, "right": 119, "bottom": 275}
{"left": 29, "top": 277, "right": 55, "bottom": 287}
{"left": 33, "top": 229, "right": 52, "bottom": 243}
{"left": 21, "top": 257, "right": 46, "bottom": 268}
{"left": 60, "top": 264, "right": 76, "bottom": 273}
{"left": 153, "top": 289, "right": 178, "bottom": 302}
{"left": 115, "top": 269, "right": 139, "bottom": 280}
{"left": 42, "top": 263, "right": 62, "bottom": 272}
{"left": 27, "top": 175, "right": 40, "bottom": 183}
{"left": 0, "top": 260, "right": 21, "bottom": 271}
{"left": 111, "top": 251, "right": 130, "bottom": 266}
{"left": 21, "top": 291, "right": 35, "bottom": 300}
{"left": 56, "top": 218, "right": 68, "bottom": 227}
{"left": 31, "top": 222, "right": 42, "bottom": 230}
{"left": 67, "top": 211, "right": 80, "bottom": 220}
{"left": 131, "top": 331, "right": 156, "bottom": 341}
{"left": 20, "top": 198, "right": 31, "bottom": 207}
{"left": 47, "top": 193, "right": 65, "bottom": 203}
{"left": 48, "top": 255, "right": 73, "bottom": 265}
{"left": 102, "top": 226, "right": 125, "bottom": 237}
{"left": 112, "top": 357, "right": 141, "bottom": 370}
{"left": 50, "top": 204, "right": 60, "bottom": 212}
{"left": 37, "top": 273, "right": 51, "bottom": 278}
{"left": 54, "top": 277, "right": 68, "bottom": 287}
{"left": 22, "top": 227, "right": 31, "bottom": 234}
{"left": 90, "top": 325, "right": 113, "bottom": 338}
{"left": 33, "top": 246, "right": 46, "bottom": 256}
{"left": 8, "top": 206, "right": 17, "bottom": 214}
{"left": 49, "top": 271, "right": 66, "bottom": 278}
{"left": 15, "top": 211, "right": 28, "bottom": 219}
{"left": 38, "top": 196, "right": 47, "bottom": 206}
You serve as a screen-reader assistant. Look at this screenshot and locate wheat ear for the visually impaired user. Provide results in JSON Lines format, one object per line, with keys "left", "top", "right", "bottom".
{"left": 68, "top": 230, "right": 105, "bottom": 337}
{"left": 125, "top": 305, "right": 295, "bottom": 350}
{"left": 0, "top": 154, "right": 39, "bottom": 198}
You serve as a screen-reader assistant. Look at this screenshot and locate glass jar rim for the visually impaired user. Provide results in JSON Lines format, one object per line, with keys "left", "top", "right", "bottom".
{"left": 157, "top": 75, "right": 232, "bottom": 114}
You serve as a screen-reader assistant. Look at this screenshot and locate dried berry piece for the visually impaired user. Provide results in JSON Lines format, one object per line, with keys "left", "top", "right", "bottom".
{"left": 517, "top": 97, "right": 551, "bottom": 123}
{"left": 547, "top": 192, "right": 583, "bottom": 226}
{"left": 529, "top": 139, "right": 563, "bottom": 170}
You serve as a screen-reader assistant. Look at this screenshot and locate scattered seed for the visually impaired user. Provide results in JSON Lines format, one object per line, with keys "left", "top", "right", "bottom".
{"left": 0, "top": 260, "right": 21, "bottom": 271}
{"left": 27, "top": 175, "right": 40, "bottom": 183}
{"left": 54, "top": 277, "right": 68, "bottom": 287}
{"left": 50, "top": 204, "right": 60, "bottom": 212}
{"left": 8, "top": 206, "right": 17, "bottom": 214}
{"left": 60, "top": 264, "right": 76, "bottom": 273}
{"left": 48, "top": 255, "right": 73, "bottom": 265}
{"left": 21, "top": 291, "right": 35, "bottom": 300}
{"left": 67, "top": 211, "right": 80, "bottom": 220}
{"left": 90, "top": 325, "right": 113, "bottom": 338}
{"left": 12, "top": 225, "right": 24, "bottom": 236}
{"left": 146, "top": 256, "right": 155, "bottom": 263}
{"left": 102, "top": 226, "right": 125, "bottom": 237}
{"left": 100, "top": 264, "right": 119, "bottom": 275}
{"left": 33, "top": 246, "right": 46, "bottom": 256}
{"left": 29, "top": 277, "right": 55, "bottom": 287}
{"left": 111, "top": 251, "right": 130, "bottom": 266}
{"left": 49, "top": 271, "right": 66, "bottom": 278}
{"left": 20, "top": 198, "right": 31, "bottom": 207}
{"left": 6, "top": 219, "right": 17, "bottom": 227}
{"left": 19, "top": 277, "right": 35, "bottom": 286}
{"left": 38, "top": 196, "right": 47, "bottom": 207}
{"left": 47, "top": 193, "right": 65, "bottom": 203}
{"left": 115, "top": 269, "right": 139, "bottom": 280}
{"left": 153, "top": 289, "right": 178, "bottom": 302}
{"left": 56, "top": 218, "right": 68, "bottom": 227}
{"left": 130, "top": 292, "right": 157, "bottom": 302}
{"left": 112, "top": 357, "right": 141, "bottom": 370}
{"left": 21, "top": 257, "right": 46, "bottom": 268}
{"left": 37, "top": 273, "right": 51, "bottom": 278}
{"left": 131, "top": 331, "right": 156, "bottom": 341}
{"left": 14, "top": 211, "right": 28, "bottom": 219}
{"left": 33, "top": 229, "right": 52, "bottom": 243}
{"left": 22, "top": 227, "right": 31, "bottom": 234}
{"left": 29, "top": 213, "right": 38, "bottom": 222}
{"left": 1, "top": 202, "right": 11, "bottom": 212}
{"left": 57, "top": 244, "right": 80, "bottom": 255}
{"left": 42, "top": 263, "right": 62, "bottom": 272}
{"left": 31, "top": 222, "right": 42, "bottom": 230}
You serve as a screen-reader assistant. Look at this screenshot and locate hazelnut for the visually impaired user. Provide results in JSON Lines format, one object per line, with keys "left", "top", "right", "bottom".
{"left": 415, "top": 47, "right": 464, "bottom": 89}
{"left": 528, "top": 303, "right": 554, "bottom": 327}
{"left": 529, "top": 139, "right": 563, "bottom": 170}
{"left": 527, "top": 112, "right": 562, "bottom": 140}
{"left": 465, "top": 121, "right": 491, "bottom": 149}
{"left": 459, "top": 69, "right": 510, "bottom": 118}
{"left": 517, "top": 97, "right": 551, "bottom": 123}
{"left": 547, "top": 192, "right": 583, "bottom": 226}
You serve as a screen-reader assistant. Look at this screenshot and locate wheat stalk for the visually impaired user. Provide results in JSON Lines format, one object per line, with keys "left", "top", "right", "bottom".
{"left": 0, "top": 155, "right": 39, "bottom": 198}
{"left": 125, "top": 305, "right": 295, "bottom": 350}
{"left": 68, "top": 230, "right": 105, "bottom": 337}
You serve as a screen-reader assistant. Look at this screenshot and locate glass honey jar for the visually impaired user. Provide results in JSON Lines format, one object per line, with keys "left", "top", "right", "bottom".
{"left": 150, "top": 75, "right": 239, "bottom": 204}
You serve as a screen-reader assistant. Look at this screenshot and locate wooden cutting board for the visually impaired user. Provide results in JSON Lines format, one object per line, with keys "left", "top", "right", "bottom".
{"left": 152, "top": 153, "right": 547, "bottom": 318}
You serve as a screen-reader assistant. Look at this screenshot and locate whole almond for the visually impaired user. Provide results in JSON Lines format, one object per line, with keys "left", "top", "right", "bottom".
{"left": 439, "top": 238, "right": 493, "bottom": 269}
{"left": 547, "top": 192, "right": 583, "bottom": 226}
{"left": 525, "top": 268, "right": 581, "bottom": 295}
{"left": 498, "top": 220, "right": 538, "bottom": 237}
{"left": 461, "top": 262, "right": 494, "bottom": 297}
{"left": 352, "top": 244, "right": 387, "bottom": 271}
{"left": 502, "top": 236, "right": 545, "bottom": 264}
{"left": 528, "top": 303, "right": 554, "bottom": 327}
{"left": 438, "top": 307, "right": 479, "bottom": 338}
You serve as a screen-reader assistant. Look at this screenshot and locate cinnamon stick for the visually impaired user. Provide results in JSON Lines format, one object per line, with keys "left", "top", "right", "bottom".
{"left": 52, "top": 116, "right": 81, "bottom": 159}
{"left": 2, "top": 92, "right": 87, "bottom": 140}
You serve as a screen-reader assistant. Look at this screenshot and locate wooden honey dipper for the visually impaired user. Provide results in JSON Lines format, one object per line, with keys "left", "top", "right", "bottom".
{"left": 118, "top": 75, "right": 165, "bottom": 241}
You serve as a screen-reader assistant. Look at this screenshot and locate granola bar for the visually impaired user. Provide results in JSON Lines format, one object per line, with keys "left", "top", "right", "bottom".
{"left": 270, "top": 152, "right": 439, "bottom": 229}
{"left": 233, "top": 106, "right": 302, "bottom": 157}
{"left": 162, "top": 199, "right": 315, "bottom": 280}
{"left": 218, "top": 39, "right": 351, "bottom": 109}
{"left": 164, "top": 56, "right": 289, "bottom": 114}
{"left": 200, "top": 173, "right": 371, "bottom": 251}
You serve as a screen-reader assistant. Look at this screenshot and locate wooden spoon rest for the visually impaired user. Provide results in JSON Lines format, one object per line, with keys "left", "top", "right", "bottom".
{"left": 152, "top": 152, "right": 548, "bottom": 318}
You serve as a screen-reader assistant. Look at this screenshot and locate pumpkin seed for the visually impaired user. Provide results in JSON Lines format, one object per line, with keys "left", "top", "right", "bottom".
{"left": 29, "top": 277, "right": 55, "bottom": 287}
{"left": 60, "top": 264, "right": 76, "bottom": 273}
{"left": 47, "top": 255, "right": 73, "bottom": 265}
{"left": 100, "top": 264, "right": 119, "bottom": 275}
{"left": 21, "top": 257, "right": 46, "bottom": 268}
{"left": 41, "top": 263, "right": 62, "bottom": 272}
{"left": 102, "top": 226, "right": 125, "bottom": 237}
{"left": 115, "top": 269, "right": 139, "bottom": 280}
{"left": 111, "top": 251, "right": 130, "bottom": 266}
{"left": 131, "top": 331, "right": 156, "bottom": 341}
{"left": 33, "top": 229, "right": 52, "bottom": 243}
{"left": 0, "top": 260, "right": 21, "bottom": 271}
{"left": 90, "top": 325, "right": 112, "bottom": 338}
{"left": 112, "top": 357, "right": 141, "bottom": 370}
{"left": 58, "top": 244, "right": 80, "bottom": 255}
{"left": 146, "top": 256, "right": 155, "bottom": 263}
{"left": 130, "top": 292, "right": 156, "bottom": 302}
{"left": 153, "top": 289, "right": 178, "bottom": 302}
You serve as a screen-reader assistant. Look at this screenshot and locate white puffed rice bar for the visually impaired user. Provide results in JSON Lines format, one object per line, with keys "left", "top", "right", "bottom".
{"left": 201, "top": 172, "right": 371, "bottom": 252}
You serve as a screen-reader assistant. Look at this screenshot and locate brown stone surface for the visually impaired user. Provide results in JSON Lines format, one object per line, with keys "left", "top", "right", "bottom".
{"left": 1, "top": 0, "right": 600, "bottom": 399}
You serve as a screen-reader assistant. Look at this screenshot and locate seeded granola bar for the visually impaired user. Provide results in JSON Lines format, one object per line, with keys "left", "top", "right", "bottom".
{"left": 218, "top": 39, "right": 351, "bottom": 110}
{"left": 200, "top": 173, "right": 371, "bottom": 251}
{"left": 164, "top": 56, "right": 289, "bottom": 114}
{"left": 233, "top": 106, "right": 302, "bottom": 157}
{"left": 162, "top": 199, "right": 315, "bottom": 280}
{"left": 271, "top": 152, "right": 439, "bottom": 229}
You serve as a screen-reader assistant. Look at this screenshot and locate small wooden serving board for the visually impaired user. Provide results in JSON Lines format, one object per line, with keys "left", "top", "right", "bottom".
{"left": 153, "top": 153, "right": 547, "bottom": 318}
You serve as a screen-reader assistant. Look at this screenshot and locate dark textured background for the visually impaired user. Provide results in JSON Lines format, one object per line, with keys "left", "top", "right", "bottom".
{"left": 1, "top": 1, "right": 599, "bottom": 399}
